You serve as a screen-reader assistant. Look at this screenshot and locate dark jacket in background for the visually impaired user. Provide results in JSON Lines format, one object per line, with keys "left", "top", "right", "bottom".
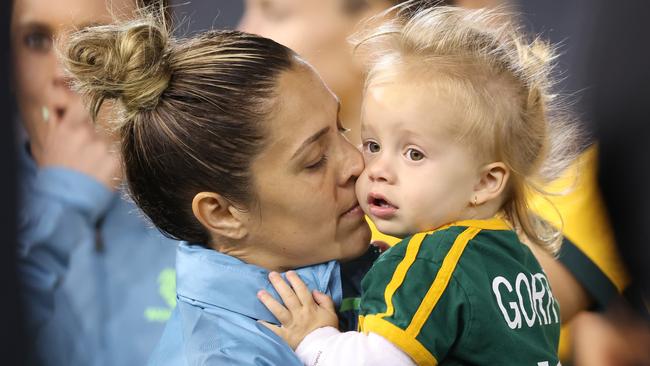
{"left": 1, "top": 0, "right": 27, "bottom": 364}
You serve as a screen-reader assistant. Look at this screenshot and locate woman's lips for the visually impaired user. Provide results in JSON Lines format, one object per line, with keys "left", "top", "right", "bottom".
{"left": 367, "top": 193, "right": 398, "bottom": 219}
{"left": 341, "top": 203, "right": 364, "bottom": 219}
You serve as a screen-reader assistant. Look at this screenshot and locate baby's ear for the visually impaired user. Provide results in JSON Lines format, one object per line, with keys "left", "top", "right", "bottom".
{"left": 473, "top": 162, "right": 509, "bottom": 205}
{"left": 192, "top": 192, "right": 248, "bottom": 241}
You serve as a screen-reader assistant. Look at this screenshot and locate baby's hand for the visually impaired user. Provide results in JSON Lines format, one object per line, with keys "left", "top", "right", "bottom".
{"left": 257, "top": 271, "right": 339, "bottom": 350}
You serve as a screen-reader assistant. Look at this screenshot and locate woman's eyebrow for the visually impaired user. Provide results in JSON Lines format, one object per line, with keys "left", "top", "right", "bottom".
{"left": 291, "top": 126, "right": 330, "bottom": 160}
{"left": 16, "top": 21, "right": 51, "bottom": 33}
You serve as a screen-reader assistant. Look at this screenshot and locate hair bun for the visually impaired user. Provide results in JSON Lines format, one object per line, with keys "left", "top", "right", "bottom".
{"left": 64, "top": 16, "right": 172, "bottom": 124}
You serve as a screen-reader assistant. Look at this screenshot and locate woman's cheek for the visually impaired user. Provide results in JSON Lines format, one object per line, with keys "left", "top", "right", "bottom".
{"left": 355, "top": 176, "right": 368, "bottom": 211}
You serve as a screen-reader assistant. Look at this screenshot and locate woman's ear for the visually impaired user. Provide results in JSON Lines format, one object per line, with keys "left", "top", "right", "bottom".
{"left": 473, "top": 162, "right": 509, "bottom": 205}
{"left": 192, "top": 192, "right": 248, "bottom": 241}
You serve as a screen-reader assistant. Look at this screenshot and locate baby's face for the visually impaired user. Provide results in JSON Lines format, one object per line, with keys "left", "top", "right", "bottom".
{"left": 356, "top": 81, "right": 480, "bottom": 237}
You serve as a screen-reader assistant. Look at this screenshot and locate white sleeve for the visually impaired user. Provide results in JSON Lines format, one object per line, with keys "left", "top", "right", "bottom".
{"left": 294, "top": 326, "right": 416, "bottom": 366}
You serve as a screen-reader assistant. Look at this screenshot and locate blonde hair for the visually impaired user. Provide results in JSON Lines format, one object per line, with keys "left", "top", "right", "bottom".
{"left": 62, "top": 7, "right": 296, "bottom": 245}
{"left": 354, "top": 2, "right": 582, "bottom": 254}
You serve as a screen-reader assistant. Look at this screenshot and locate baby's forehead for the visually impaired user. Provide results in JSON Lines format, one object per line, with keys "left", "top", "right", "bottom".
{"left": 362, "top": 87, "right": 458, "bottom": 135}
{"left": 361, "top": 74, "right": 492, "bottom": 148}
{"left": 364, "top": 74, "right": 469, "bottom": 118}
{"left": 363, "top": 63, "right": 508, "bottom": 125}
{"left": 367, "top": 64, "right": 468, "bottom": 101}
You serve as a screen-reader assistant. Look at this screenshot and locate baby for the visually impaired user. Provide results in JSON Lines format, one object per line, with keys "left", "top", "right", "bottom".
{"left": 258, "top": 4, "right": 578, "bottom": 365}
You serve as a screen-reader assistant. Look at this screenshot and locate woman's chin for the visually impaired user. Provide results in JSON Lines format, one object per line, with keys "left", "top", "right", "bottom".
{"left": 340, "top": 223, "right": 372, "bottom": 261}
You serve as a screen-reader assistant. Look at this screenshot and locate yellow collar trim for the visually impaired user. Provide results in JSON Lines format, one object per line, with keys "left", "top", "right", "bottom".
{"left": 427, "top": 217, "right": 511, "bottom": 234}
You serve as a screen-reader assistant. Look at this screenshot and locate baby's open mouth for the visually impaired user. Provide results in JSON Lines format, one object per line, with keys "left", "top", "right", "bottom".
{"left": 368, "top": 193, "right": 398, "bottom": 210}
{"left": 367, "top": 193, "right": 398, "bottom": 219}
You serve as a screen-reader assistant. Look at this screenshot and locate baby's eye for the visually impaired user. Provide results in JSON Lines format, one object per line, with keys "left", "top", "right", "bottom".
{"left": 364, "top": 141, "right": 381, "bottom": 153}
{"left": 406, "top": 148, "right": 425, "bottom": 161}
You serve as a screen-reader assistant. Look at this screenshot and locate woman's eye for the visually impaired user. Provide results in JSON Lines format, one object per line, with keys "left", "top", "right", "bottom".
{"left": 306, "top": 155, "right": 328, "bottom": 170}
{"left": 365, "top": 141, "right": 380, "bottom": 153}
{"left": 406, "top": 148, "right": 425, "bottom": 161}
{"left": 24, "top": 32, "right": 52, "bottom": 53}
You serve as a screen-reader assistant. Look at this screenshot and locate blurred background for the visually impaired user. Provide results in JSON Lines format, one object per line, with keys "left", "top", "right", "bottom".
{"left": 3, "top": 0, "right": 648, "bottom": 365}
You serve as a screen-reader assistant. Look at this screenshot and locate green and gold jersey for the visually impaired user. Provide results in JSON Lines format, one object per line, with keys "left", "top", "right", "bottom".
{"left": 359, "top": 218, "right": 560, "bottom": 366}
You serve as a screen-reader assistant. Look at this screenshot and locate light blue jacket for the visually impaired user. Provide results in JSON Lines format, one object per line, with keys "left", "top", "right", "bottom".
{"left": 148, "top": 243, "right": 343, "bottom": 366}
{"left": 17, "top": 144, "right": 178, "bottom": 366}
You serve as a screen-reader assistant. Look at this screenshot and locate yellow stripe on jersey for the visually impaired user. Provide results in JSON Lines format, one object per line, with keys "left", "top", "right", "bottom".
{"left": 375, "top": 233, "right": 427, "bottom": 319}
{"left": 362, "top": 315, "right": 438, "bottom": 365}
{"left": 434, "top": 218, "right": 511, "bottom": 233}
{"left": 406, "top": 226, "right": 481, "bottom": 336}
{"left": 367, "top": 218, "right": 401, "bottom": 246}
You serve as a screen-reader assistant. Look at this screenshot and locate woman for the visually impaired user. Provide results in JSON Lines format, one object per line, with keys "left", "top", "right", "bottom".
{"left": 63, "top": 10, "right": 371, "bottom": 365}
{"left": 11, "top": 1, "right": 177, "bottom": 365}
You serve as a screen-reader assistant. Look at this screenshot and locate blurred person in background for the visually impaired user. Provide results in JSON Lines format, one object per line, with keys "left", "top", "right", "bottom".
{"left": 589, "top": 0, "right": 650, "bottom": 315}
{"left": 518, "top": 0, "right": 650, "bottom": 364}
{"left": 11, "top": 0, "right": 177, "bottom": 365}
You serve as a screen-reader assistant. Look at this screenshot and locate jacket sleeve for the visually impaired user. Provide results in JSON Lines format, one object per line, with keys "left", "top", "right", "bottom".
{"left": 18, "top": 166, "right": 114, "bottom": 331}
{"left": 295, "top": 326, "right": 416, "bottom": 366}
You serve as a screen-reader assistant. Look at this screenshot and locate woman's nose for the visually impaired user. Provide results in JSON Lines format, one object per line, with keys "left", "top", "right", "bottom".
{"left": 338, "top": 139, "right": 365, "bottom": 186}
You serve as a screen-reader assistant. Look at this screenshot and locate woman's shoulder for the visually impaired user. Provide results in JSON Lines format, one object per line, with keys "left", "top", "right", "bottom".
{"left": 149, "top": 303, "right": 302, "bottom": 366}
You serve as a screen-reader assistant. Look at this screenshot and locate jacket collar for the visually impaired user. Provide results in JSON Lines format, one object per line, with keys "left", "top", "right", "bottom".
{"left": 175, "top": 243, "right": 342, "bottom": 324}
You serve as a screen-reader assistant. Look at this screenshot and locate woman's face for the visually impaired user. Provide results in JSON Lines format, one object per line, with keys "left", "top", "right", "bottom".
{"left": 241, "top": 62, "right": 370, "bottom": 271}
{"left": 10, "top": 0, "right": 134, "bottom": 148}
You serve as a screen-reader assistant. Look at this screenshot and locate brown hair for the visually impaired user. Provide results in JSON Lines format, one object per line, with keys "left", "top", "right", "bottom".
{"left": 62, "top": 8, "right": 295, "bottom": 245}
{"left": 354, "top": 3, "right": 582, "bottom": 254}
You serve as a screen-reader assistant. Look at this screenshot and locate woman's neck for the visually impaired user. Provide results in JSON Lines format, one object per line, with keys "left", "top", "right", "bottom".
{"left": 213, "top": 242, "right": 292, "bottom": 273}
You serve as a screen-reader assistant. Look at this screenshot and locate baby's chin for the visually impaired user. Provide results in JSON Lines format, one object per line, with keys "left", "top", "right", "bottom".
{"left": 372, "top": 220, "right": 413, "bottom": 239}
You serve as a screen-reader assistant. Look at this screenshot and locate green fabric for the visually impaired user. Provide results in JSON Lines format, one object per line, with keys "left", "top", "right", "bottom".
{"left": 557, "top": 237, "right": 618, "bottom": 310}
{"left": 339, "top": 297, "right": 361, "bottom": 313}
{"left": 360, "top": 226, "right": 561, "bottom": 365}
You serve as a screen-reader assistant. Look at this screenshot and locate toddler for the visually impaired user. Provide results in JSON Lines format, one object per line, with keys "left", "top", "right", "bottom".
{"left": 258, "top": 3, "right": 578, "bottom": 365}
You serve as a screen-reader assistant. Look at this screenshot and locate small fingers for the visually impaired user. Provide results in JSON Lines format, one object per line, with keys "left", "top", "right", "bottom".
{"left": 312, "top": 290, "right": 336, "bottom": 313}
{"left": 268, "top": 271, "right": 302, "bottom": 310}
{"left": 257, "top": 320, "right": 284, "bottom": 337}
{"left": 286, "top": 271, "right": 314, "bottom": 307}
{"left": 257, "top": 290, "right": 292, "bottom": 325}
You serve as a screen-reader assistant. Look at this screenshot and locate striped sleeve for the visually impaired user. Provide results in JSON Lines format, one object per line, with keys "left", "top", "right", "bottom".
{"left": 358, "top": 228, "right": 478, "bottom": 365}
